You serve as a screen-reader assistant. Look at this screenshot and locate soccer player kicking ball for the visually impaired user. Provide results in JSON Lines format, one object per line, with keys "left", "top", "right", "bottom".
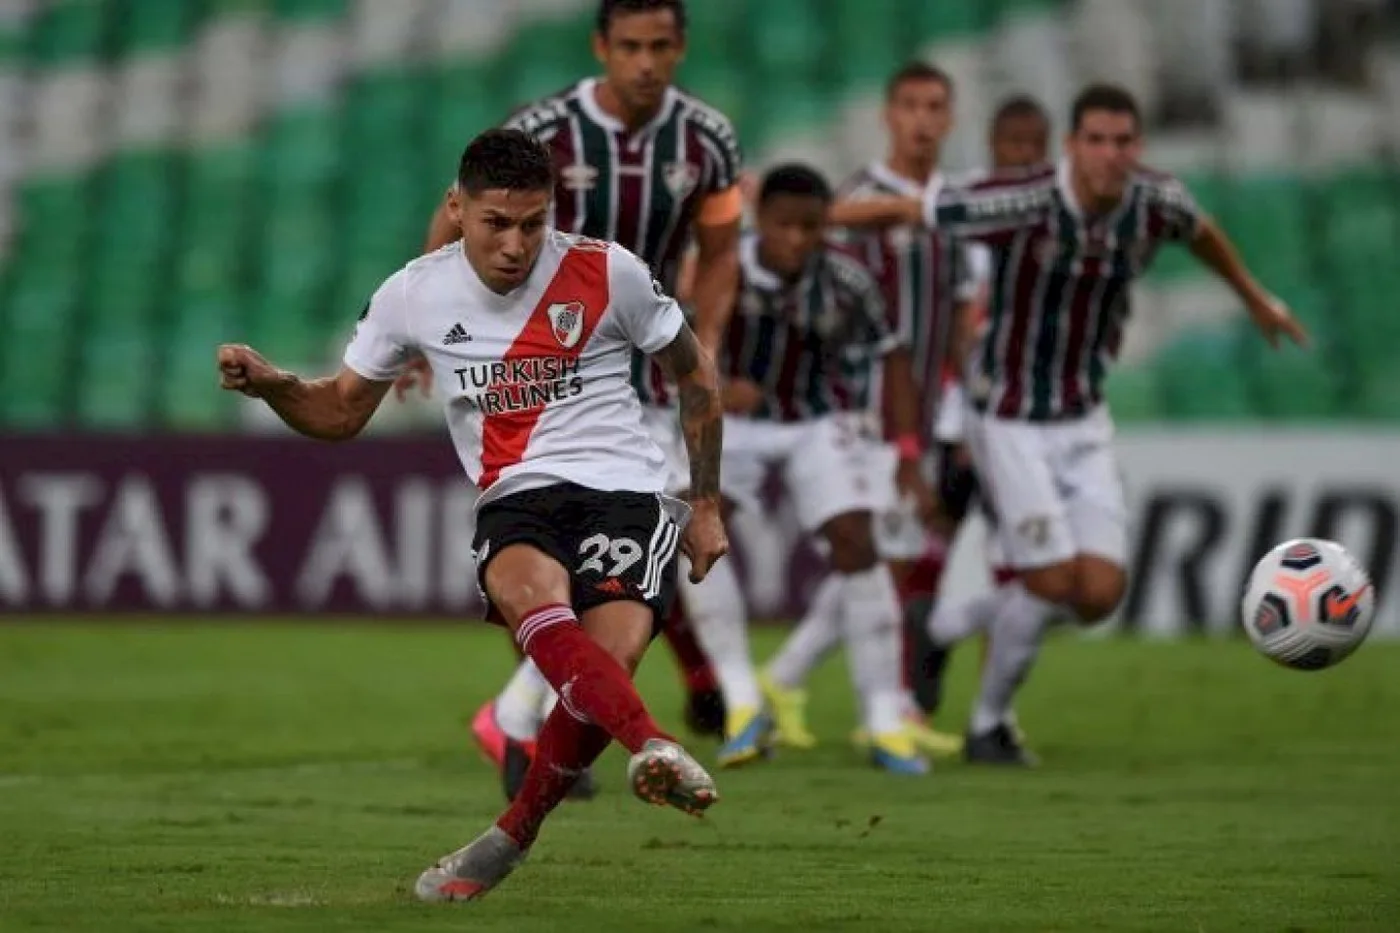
{"left": 217, "top": 129, "right": 726, "bottom": 900}
{"left": 405, "top": 0, "right": 744, "bottom": 793}
{"left": 834, "top": 84, "right": 1308, "bottom": 765}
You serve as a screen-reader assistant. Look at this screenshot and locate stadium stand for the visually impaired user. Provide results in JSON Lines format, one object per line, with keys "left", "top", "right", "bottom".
{"left": 0, "top": 0, "right": 1397, "bottom": 430}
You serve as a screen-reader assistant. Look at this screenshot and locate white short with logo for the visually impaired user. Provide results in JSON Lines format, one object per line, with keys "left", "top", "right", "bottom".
{"left": 964, "top": 405, "right": 1127, "bottom": 569}
{"left": 868, "top": 444, "right": 937, "bottom": 561}
{"left": 722, "top": 412, "right": 878, "bottom": 532}
{"left": 638, "top": 405, "right": 690, "bottom": 496}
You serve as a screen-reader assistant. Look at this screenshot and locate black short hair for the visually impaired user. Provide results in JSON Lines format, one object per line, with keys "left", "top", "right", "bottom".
{"left": 457, "top": 129, "right": 556, "bottom": 196}
{"left": 758, "top": 163, "right": 832, "bottom": 207}
{"left": 885, "top": 61, "right": 954, "bottom": 101}
{"left": 992, "top": 94, "right": 1050, "bottom": 131}
{"left": 596, "top": 0, "right": 686, "bottom": 37}
{"left": 1070, "top": 83, "right": 1141, "bottom": 133}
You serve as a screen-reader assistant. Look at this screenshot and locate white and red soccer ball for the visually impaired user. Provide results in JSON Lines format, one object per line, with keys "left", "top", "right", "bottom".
{"left": 1241, "top": 538, "right": 1376, "bottom": 671}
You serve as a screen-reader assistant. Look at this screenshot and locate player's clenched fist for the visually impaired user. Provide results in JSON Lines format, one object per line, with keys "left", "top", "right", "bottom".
{"left": 681, "top": 500, "right": 729, "bottom": 584}
{"left": 217, "top": 344, "right": 282, "bottom": 398}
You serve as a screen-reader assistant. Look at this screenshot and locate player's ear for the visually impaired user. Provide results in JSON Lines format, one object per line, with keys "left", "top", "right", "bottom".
{"left": 445, "top": 183, "right": 465, "bottom": 225}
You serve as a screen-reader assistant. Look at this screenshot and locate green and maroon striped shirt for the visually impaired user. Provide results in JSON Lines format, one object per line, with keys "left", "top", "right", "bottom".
{"left": 505, "top": 78, "right": 742, "bottom": 407}
{"left": 923, "top": 161, "right": 1201, "bottom": 421}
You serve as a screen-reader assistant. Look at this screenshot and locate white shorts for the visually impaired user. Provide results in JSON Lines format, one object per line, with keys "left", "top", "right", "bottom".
{"left": 964, "top": 405, "right": 1126, "bottom": 570}
{"left": 869, "top": 444, "right": 937, "bottom": 561}
{"left": 639, "top": 405, "right": 689, "bottom": 496}
{"left": 723, "top": 412, "right": 878, "bottom": 532}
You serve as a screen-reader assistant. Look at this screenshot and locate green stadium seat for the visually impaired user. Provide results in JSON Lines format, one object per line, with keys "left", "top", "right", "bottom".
{"left": 1102, "top": 364, "right": 1163, "bottom": 422}
{"left": 1217, "top": 175, "right": 1314, "bottom": 294}
{"left": 113, "top": 0, "right": 199, "bottom": 53}
{"left": 259, "top": 110, "right": 343, "bottom": 190}
{"left": 831, "top": 0, "right": 903, "bottom": 86}
{"left": 207, "top": 0, "right": 270, "bottom": 14}
{"left": 911, "top": 0, "right": 992, "bottom": 38}
{"left": 273, "top": 0, "right": 347, "bottom": 24}
{"left": 74, "top": 328, "right": 159, "bottom": 429}
{"left": 0, "top": 282, "right": 75, "bottom": 428}
{"left": 1153, "top": 324, "right": 1257, "bottom": 421}
{"left": 344, "top": 73, "right": 422, "bottom": 153}
{"left": 24, "top": 0, "right": 108, "bottom": 65}
{"left": 747, "top": 0, "right": 825, "bottom": 79}
{"left": 428, "top": 63, "right": 503, "bottom": 175}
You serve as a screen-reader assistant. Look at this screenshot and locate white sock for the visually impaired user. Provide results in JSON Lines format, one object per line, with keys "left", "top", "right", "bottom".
{"left": 765, "top": 574, "right": 842, "bottom": 690}
{"left": 679, "top": 555, "right": 762, "bottom": 711}
{"left": 495, "top": 659, "right": 550, "bottom": 742}
{"left": 928, "top": 586, "right": 1009, "bottom": 647}
{"left": 970, "top": 582, "right": 1058, "bottom": 735}
{"left": 838, "top": 565, "right": 906, "bottom": 737}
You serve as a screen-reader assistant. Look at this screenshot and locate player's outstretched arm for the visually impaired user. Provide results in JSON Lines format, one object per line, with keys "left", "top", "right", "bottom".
{"left": 1189, "top": 216, "right": 1309, "bottom": 349}
{"left": 652, "top": 323, "right": 728, "bottom": 582}
{"left": 827, "top": 196, "right": 922, "bottom": 230}
{"left": 217, "top": 344, "right": 391, "bottom": 442}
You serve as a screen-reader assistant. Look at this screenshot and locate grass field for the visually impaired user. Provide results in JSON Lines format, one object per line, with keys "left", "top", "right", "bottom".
{"left": 1, "top": 623, "right": 1397, "bottom": 932}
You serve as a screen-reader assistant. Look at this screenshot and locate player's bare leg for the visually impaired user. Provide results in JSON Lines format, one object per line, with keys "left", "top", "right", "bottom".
{"left": 416, "top": 545, "right": 714, "bottom": 903}
{"left": 823, "top": 511, "right": 929, "bottom": 776}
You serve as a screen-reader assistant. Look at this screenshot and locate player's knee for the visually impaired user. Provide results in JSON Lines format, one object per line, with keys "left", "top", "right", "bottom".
{"left": 484, "top": 546, "right": 572, "bottom": 628}
{"left": 1018, "top": 563, "right": 1077, "bottom": 607}
{"left": 1072, "top": 559, "right": 1126, "bottom": 624}
{"left": 822, "top": 512, "right": 878, "bottom": 573}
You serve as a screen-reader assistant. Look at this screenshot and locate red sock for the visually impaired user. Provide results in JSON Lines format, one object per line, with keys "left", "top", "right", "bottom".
{"left": 517, "top": 604, "right": 670, "bottom": 753}
{"left": 496, "top": 705, "right": 611, "bottom": 848}
{"left": 662, "top": 604, "right": 718, "bottom": 694}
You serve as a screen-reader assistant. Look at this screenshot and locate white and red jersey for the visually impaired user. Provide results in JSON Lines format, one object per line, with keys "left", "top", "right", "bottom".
{"left": 343, "top": 231, "right": 684, "bottom": 507}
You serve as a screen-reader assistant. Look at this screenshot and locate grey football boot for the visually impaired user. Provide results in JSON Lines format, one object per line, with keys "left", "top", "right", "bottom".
{"left": 415, "top": 826, "right": 529, "bottom": 903}
{"left": 626, "top": 738, "right": 719, "bottom": 815}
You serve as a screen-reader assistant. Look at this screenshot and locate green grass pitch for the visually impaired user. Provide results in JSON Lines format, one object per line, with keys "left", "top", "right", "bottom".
{"left": 1, "top": 623, "right": 1397, "bottom": 932}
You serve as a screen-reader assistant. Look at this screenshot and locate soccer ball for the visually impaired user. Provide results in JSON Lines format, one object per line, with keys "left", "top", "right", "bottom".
{"left": 1241, "top": 538, "right": 1376, "bottom": 671}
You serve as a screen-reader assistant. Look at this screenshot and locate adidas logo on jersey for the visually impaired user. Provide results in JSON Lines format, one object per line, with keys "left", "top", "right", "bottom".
{"left": 442, "top": 323, "right": 472, "bottom": 345}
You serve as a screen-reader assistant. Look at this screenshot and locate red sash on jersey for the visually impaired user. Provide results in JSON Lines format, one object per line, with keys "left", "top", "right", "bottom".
{"left": 478, "top": 247, "right": 610, "bottom": 489}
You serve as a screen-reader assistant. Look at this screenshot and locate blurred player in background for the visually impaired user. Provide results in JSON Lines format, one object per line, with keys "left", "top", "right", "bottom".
{"left": 835, "top": 83, "right": 1307, "bottom": 764}
{"left": 409, "top": 0, "right": 744, "bottom": 800}
{"left": 760, "top": 63, "right": 967, "bottom": 758}
{"left": 713, "top": 164, "right": 934, "bottom": 774}
{"left": 917, "top": 93, "right": 1054, "bottom": 743}
{"left": 220, "top": 129, "right": 726, "bottom": 902}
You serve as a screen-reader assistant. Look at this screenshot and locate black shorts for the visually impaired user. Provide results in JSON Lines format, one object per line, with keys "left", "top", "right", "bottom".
{"left": 473, "top": 482, "right": 682, "bottom": 635}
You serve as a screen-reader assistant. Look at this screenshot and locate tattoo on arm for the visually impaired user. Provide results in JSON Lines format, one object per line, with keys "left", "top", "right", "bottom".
{"left": 655, "top": 325, "right": 723, "bottom": 500}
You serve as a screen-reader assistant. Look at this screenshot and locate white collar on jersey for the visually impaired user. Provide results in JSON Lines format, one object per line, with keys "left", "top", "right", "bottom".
{"left": 1057, "top": 158, "right": 1137, "bottom": 226}
{"left": 866, "top": 160, "right": 941, "bottom": 199}
{"left": 576, "top": 77, "right": 679, "bottom": 139}
{"left": 739, "top": 235, "right": 784, "bottom": 292}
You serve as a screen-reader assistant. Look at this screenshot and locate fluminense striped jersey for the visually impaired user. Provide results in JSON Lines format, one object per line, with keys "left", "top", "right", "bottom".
{"left": 720, "top": 236, "right": 899, "bottom": 422}
{"left": 839, "top": 162, "right": 976, "bottom": 441}
{"left": 505, "top": 78, "right": 742, "bottom": 407}
{"left": 923, "top": 160, "right": 1202, "bottom": 421}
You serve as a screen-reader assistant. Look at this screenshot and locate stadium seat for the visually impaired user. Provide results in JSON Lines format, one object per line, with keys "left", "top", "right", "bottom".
{"left": 1153, "top": 324, "right": 1257, "bottom": 420}
{"left": 911, "top": 0, "right": 989, "bottom": 38}
{"left": 747, "top": 0, "right": 825, "bottom": 81}
{"left": 1216, "top": 174, "right": 1314, "bottom": 295}
{"left": 830, "top": 0, "right": 904, "bottom": 86}
{"left": 23, "top": 0, "right": 107, "bottom": 64}
{"left": 1102, "top": 364, "right": 1163, "bottom": 422}
{"left": 273, "top": 0, "right": 347, "bottom": 24}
